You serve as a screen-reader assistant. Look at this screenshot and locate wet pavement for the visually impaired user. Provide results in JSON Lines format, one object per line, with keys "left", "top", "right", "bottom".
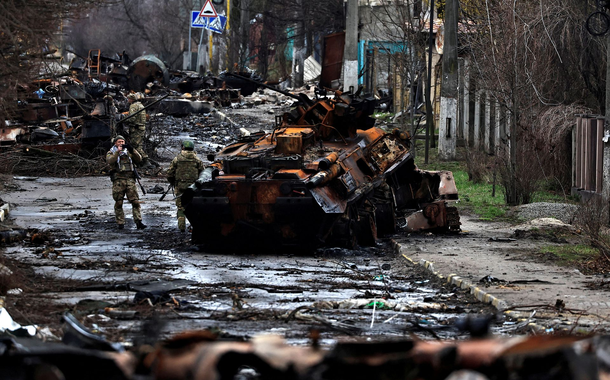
{"left": 1, "top": 173, "right": 501, "bottom": 346}
{"left": 393, "top": 216, "right": 610, "bottom": 333}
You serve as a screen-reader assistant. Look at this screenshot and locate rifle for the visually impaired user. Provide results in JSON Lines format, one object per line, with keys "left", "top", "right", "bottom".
{"left": 117, "top": 93, "right": 170, "bottom": 126}
{"left": 133, "top": 167, "right": 147, "bottom": 195}
{"left": 159, "top": 185, "right": 173, "bottom": 201}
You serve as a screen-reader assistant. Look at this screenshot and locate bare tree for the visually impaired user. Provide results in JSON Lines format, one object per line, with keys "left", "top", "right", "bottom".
{"left": 0, "top": 0, "right": 105, "bottom": 123}
{"left": 67, "top": 0, "right": 199, "bottom": 69}
{"left": 360, "top": 1, "right": 430, "bottom": 151}
{"left": 461, "top": 0, "right": 604, "bottom": 205}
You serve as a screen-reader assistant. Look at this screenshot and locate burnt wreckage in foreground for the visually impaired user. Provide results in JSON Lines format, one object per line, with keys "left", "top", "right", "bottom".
{"left": 182, "top": 88, "right": 460, "bottom": 250}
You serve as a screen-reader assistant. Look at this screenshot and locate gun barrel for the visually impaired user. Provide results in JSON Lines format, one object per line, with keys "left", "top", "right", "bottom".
{"left": 118, "top": 93, "right": 170, "bottom": 125}
{"left": 137, "top": 178, "right": 146, "bottom": 195}
{"left": 159, "top": 185, "right": 173, "bottom": 201}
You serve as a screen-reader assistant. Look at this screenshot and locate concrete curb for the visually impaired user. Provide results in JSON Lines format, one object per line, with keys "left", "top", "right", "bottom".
{"left": 391, "top": 240, "right": 542, "bottom": 325}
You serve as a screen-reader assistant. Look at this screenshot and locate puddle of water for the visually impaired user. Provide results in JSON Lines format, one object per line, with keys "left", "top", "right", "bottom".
{"left": 42, "top": 291, "right": 133, "bottom": 306}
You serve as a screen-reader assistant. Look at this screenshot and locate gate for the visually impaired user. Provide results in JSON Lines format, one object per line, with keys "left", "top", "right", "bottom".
{"left": 573, "top": 115, "right": 604, "bottom": 196}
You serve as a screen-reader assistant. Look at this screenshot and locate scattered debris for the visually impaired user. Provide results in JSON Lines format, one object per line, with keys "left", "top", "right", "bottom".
{"left": 2, "top": 314, "right": 610, "bottom": 380}
{"left": 1, "top": 50, "right": 273, "bottom": 178}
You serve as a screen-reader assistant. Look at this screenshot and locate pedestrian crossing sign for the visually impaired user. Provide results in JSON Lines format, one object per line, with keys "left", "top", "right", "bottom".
{"left": 198, "top": 0, "right": 218, "bottom": 18}
{"left": 191, "top": 11, "right": 227, "bottom": 34}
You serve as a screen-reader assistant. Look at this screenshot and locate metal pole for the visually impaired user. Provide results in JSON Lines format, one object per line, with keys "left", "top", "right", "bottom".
{"left": 188, "top": 22, "right": 192, "bottom": 71}
{"left": 604, "top": 33, "right": 610, "bottom": 222}
{"left": 198, "top": 22, "right": 206, "bottom": 73}
{"left": 227, "top": 0, "right": 231, "bottom": 30}
{"left": 425, "top": 0, "right": 434, "bottom": 164}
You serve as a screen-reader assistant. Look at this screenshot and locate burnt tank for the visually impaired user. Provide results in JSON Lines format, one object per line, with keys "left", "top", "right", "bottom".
{"left": 182, "top": 88, "right": 460, "bottom": 251}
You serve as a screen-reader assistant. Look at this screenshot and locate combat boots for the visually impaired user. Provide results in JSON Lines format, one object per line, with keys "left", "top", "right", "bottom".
{"left": 178, "top": 217, "right": 186, "bottom": 232}
{"left": 136, "top": 220, "right": 147, "bottom": 229}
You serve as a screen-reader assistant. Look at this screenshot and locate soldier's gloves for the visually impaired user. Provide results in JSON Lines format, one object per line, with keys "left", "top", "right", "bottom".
{"left": 124, "top": 143, "right": 134, "bottom": 153}
{"left": 167, "top": 177, "right": 175, "bottom": 186}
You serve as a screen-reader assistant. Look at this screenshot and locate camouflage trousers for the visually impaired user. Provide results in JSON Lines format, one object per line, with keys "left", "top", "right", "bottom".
{"left": 129, "top": 126, "right": 148, "bottom": 160}
{"left": 112, "top": 178, "right": 142, "bottom": 224}
{"left": 175, "top": 187, "right": 187, "bottom": 219}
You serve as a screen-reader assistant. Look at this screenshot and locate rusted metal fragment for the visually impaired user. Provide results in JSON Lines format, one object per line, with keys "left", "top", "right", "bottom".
{"left": 127, "top": 55, "right": 169, "bottom": 92}
{"left": 59, "top": 83, "right": 88, "bottom": 100}
{"left": 81, "top": 116, "right": 113, "bottom": 141}
{"left": 218, "top": 71, "right": 263, "bottom": 97}
{"left": 1, "top": 318, "right": 608, "bottom": 380}
{"left": 144, "top": 333, "right": 324, "bottom": 380}
{"left": 137, "top": 333, "right": 609, "bottom": 380}
{"left": 0, "top": 337, "right": 135, "bottom": 380}
{"left": 17, "top": 102, "right": 58, "bottom": 122}
{"left": 0, "top": 230, "right": 27, "bottom": 244}
{"left": 321, "top": 32, "right": 345, "bottom": 89}
{"left": 155, "top": 99, "right": 214, "bottom": 116}
{"left": 35, "top": 143, "right": 82, "bottom": 155}
{"left": 404, "top": 201, "right": 459, "bottom": 232}
{"left": 201, "top": 88, "right": 241, "bottom": 107}
{"left": 0, "top": 126, "right": 27, "bottom": 143}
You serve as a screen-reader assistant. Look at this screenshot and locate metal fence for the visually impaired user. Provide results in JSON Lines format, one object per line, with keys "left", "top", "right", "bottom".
{"left": 573, "top": 115, "right": 604, "bottom": 195}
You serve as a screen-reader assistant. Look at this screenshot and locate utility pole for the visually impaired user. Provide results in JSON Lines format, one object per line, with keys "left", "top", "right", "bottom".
{"left": 239, "top": 0, "right": 250, "bottom": 69}
{"left": 343, "top": 0, "right": 359, "bottom": 92}
{"left": 293, "top": 0, "right": 304, "bottom": 87}
{"left": 604, "top": 33, "right": 610, "bottom": 221}
{"left": 424, "top": 0, "right": 435, "bottom": 164}
{"left": 438, "top": 0, "right": 458, "bottom": 160}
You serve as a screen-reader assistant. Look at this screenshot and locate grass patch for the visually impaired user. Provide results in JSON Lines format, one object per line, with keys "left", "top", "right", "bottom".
{"left": 453, "top": 170, "right": 507, "bottom": 220}
{"left": 539, "top": 244, "right": 599, "bottom": 265}
{"left": 530, "top": 188, "right": 575, "bottom": 203}
{"left": 373, "top": 112, "right": 394, "bottom": 123}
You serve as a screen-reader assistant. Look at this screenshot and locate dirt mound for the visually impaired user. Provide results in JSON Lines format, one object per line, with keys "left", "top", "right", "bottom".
{"left": 512, "top": 217, "right": 579, "bottom": 243}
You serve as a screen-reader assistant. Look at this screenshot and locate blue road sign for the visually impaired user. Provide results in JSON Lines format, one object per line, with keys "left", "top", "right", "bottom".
{"left": 191, "top": 11, "right": 226, "bottom": 34}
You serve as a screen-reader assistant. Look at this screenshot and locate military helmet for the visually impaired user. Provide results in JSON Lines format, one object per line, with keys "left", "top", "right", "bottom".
{"left": 127, "top": 93, "right": 137, "bottom": 100}
{"left": 182, "top": 140, "right": 194, "bottom": 150}
{"left": 113, "top": 135, "right": 126, "bottom": 144}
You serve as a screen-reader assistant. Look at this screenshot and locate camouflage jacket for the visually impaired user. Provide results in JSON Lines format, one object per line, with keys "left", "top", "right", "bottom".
{"left": 167, "top": 150, "right": 204, "bottom": 190}
{"left": 126, "top": 101, "right": 146, "bottom": 130}
{"left": 106, "top": 146, "right": 142, "bottom": 180}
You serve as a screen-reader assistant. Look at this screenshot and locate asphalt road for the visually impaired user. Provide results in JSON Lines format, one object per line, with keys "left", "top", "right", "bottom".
{"left": 0, "top": 174, "right": 500, "bottom": 345}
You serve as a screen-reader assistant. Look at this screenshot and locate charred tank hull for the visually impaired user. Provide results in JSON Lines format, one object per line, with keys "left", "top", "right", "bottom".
{"left": 182, "top": 90, "right": 460, "bottom": 251}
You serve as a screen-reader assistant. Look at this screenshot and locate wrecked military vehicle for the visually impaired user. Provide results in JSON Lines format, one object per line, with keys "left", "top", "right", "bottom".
{"left": 182, "top": 87, "right": 460, "bottom": 251}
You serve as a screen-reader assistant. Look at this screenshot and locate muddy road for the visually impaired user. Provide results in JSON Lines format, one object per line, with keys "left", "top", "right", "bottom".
{"left": 0, "top": 103, "right": 516, "bottom": 347}
{"left": 1, "top": 173, "right": 500, "bottom": 345}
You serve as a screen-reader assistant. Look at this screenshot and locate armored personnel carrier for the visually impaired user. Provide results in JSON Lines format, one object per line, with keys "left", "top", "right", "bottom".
{"left": 182, "top": 88, "right": 460, "bottom": 251}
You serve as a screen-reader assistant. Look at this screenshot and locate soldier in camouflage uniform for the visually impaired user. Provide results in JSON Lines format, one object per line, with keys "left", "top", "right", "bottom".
{"left": 125, "top": 93, "right": 151, "bottom": 168}
{"left": 167, "top": 140, "right": 204, "bottom": 232}
{"left": 106, "top": 135, "right": 147, "bottom": 230}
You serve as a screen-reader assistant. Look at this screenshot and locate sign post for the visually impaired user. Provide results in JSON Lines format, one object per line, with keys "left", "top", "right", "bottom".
{"left": 188, "top": 0, "right": 226, "bottom": 72}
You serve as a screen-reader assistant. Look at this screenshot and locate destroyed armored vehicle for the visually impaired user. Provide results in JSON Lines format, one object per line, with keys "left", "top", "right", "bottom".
{"left": 182, "top": 88, "right": 460, "bottom": 251}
